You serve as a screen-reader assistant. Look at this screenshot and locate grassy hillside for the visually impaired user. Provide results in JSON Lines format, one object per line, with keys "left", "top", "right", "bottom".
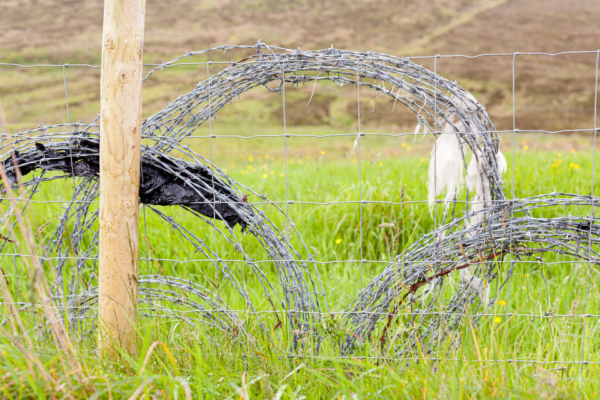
{"left": 0, "top": 0, "right": 598, "bottom": 134}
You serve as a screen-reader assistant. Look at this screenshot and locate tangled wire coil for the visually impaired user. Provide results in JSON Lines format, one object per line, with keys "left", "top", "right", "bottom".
{"left": 0, "top": 42, "right": 597, "bottom": 362}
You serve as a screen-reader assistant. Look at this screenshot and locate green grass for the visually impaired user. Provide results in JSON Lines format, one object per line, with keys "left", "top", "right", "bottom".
{"left": 2, "top": 0, "right": 600, "bottom": 395}
{"left": 1, "top": 146, "right": 600, "bottom": 399}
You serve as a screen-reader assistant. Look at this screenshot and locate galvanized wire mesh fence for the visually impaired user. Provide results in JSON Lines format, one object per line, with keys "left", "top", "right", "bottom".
{"left": 0, "top": 43, "right": 599, "bottom": 376}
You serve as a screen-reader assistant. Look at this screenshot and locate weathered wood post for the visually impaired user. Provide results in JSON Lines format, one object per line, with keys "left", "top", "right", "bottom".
{"left": 98, "top": 0, "right": 146, "bottom": 355}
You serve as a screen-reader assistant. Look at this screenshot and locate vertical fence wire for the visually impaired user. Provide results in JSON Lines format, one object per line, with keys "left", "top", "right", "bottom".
{"left": 505, "top": 51, "right": 519, "bottom": 359}
{"left": 62, "top": 64, "right": 76, "bottom": 188}
{"left": 356, "top": 69, "right": 364, "bottom": 294}
{"left": 579, "top": 49, "right": 599, "bottom": 382}
{"left": 432, "top": 54, "right": 441, "bottom": 359}
{"left": 62, "top": 62, "right": 81, "bottom": 339}
{"left": 206, "top": 61, "right": 221, "bottom": 342}
{"left": 280, "top": 60, "right": 293, "bottom": 336}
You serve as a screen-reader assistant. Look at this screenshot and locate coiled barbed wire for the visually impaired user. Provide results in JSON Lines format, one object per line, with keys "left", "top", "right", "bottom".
{"left": 0, "top": 42, "right": 597, "bottom": 363}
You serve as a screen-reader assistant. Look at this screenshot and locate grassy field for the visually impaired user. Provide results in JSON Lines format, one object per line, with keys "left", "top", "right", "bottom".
{"left": 1, "top": 141, "right": 600, "bottom": 399}
{"left": 1, "top": 0, "right": 600, "bottom": 397}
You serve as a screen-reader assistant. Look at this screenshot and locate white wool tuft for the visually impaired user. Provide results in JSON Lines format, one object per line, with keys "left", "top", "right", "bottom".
{"left": 460, "top": 268, "right": 489, "bottom": 305}
{"left": 466, "top": 149, "right": 508, "bottom": 205}
{"left": 425, "top": 93, "right": 507, "bottom": 218}
{"left": 426, "top": 93, "right": 476, "bottom": 212}
{"left": 414, "top": 122, "right": 422, "bottom": 135}
{"left": 427, "top": 121, "right": 464, "bottom": 211}
{"left": 465, "top": 149, "right": 508, "bottom": 232}
{"left": 466, "top": 150, "right": 489, "bottom": 201}
{"left": 496, "top": 149, "right": 507, "bottom": 175}
{"left": 465, "top": 150, "right": 491, "bottom": 231}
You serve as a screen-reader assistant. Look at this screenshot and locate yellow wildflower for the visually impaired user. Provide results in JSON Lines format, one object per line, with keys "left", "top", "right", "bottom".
{"left": 571, "top": 149, "right": 575, "bottom": 153}
{"left": 248, "top": 165, "right": 253, "bottom": 169}
{"left": 524, "top": 145, "right": 529, "bottom": 151}
{"left": 494, "top": 317, "right": 502, "bottom": 324}
{"left": 262, "top": 174, "right": 267, "bottom": 179}
{"left": 265, "top": 154, "right": 270, "bottom": 159}
{"left": 378, "top": 162, "right": 383, "bottom": 166}
{"left": 498, "top": 300, "right": 506, "bottom": 306}
{"left": 335, "top": 238, "right": 342, "bottom": 244}
{"left": 280, "top": 173, "right": 284, "bottom": 177}
{"left": 270, "top": 170, "right": 274, "bottom": 175}
{"left": 248, "top": 156, "right": 254, "bottom": 161}
{"left": 321, "top": 151, "right": 326, "bottom": 155}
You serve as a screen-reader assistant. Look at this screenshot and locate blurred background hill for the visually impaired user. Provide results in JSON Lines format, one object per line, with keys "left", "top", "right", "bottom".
{"left": 0, "top": 0, "right": 598, "bottom": 150}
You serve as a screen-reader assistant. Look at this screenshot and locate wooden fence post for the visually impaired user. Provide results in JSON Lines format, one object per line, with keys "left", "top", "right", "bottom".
{"left": 98, "top": 0, "right": 146, "bottom": 355}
